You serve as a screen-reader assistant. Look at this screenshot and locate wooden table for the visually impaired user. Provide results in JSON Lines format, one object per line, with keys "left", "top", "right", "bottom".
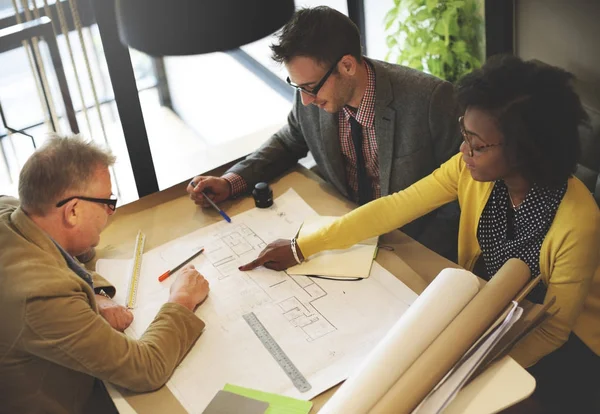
{"left": 95, "top": 165, "right": 535, "bottom": 414}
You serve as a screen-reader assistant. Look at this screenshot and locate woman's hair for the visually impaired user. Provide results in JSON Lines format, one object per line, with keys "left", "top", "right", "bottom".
{"left": 456, "top": 54, "right": 589, "bottom": 187}
{"left": 270, "top": 6, "right": 362, "bottom": 67}
{"left": 18, "top": 134, "right": 115, "bottom": 216}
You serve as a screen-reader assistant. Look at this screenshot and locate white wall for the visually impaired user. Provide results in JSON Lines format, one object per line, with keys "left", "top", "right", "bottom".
{"left": 365, "top": 0, "right": 396, "bottom": 61}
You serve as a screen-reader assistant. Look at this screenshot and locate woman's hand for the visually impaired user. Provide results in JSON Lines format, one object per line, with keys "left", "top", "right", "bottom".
{"left": 239, "top": 239, "right": 303, "bottom": 271}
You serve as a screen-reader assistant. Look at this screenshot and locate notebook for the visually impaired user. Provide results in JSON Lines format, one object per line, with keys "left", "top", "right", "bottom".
{"left": 287, "top": 215, "right": 378, "bottom": 279}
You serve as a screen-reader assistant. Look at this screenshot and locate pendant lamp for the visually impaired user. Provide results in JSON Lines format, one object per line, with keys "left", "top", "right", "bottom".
{"left": 116, "top": 0, "right": 295, "bottom": 56}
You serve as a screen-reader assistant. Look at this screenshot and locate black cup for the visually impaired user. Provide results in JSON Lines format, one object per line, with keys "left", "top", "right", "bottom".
{"left": 252, "top": 182, "right": 273, "bottom": 208}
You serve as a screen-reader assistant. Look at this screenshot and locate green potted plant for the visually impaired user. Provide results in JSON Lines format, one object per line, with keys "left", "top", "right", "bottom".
{"left": 384, "top": 0, "right": 484, "bottom": 83}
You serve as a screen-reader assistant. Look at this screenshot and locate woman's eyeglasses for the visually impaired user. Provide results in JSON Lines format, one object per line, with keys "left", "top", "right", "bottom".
{"left": 459, "top": 116, "right": 503, "bottom": 157}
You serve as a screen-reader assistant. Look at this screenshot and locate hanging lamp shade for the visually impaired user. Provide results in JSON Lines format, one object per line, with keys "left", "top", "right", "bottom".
{"left": 116, "top": 0, "right": 295, "bottom": 56}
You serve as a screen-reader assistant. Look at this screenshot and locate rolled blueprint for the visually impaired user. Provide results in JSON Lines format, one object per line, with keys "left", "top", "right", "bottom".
{"left": 319, "top": 268, "right": 481, "bottom": 414}
{"left": 370, "top": 258, "right": 531, "bottom": 414}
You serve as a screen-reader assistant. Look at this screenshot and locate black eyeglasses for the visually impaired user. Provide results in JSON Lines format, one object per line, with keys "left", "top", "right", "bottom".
{"left": 286, "top": 55, "right": 345, "bottom": 97}
{"left": 56, "top": 196, "right": 118, "bottom": 211}
{"left": 459, "top": 116, "right": 503, "bottom": 157}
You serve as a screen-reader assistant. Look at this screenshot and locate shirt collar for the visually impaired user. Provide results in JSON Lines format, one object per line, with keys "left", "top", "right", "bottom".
{"left": 342, "top": 59, "right": 376, "bottom": 127}
{"left": 52, "top": 240, "right": 94, "bottom": 289}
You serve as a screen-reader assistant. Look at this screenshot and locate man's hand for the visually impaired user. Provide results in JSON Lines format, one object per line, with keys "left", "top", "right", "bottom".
{"left": 239, "top": 239, "right": 302, "bottom": 272}
{"left": 95, "top": 294, "right": 134, "bottom": 332}
{"left": 168, "top": 265, "right": 210, "bottom": 311}
{"left": 187, "top": 176, "right": 231, "bottom": 207}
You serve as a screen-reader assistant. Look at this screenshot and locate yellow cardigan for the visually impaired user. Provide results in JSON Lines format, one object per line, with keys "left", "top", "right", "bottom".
{"left": 298, "top": 153, "right": 600, "bottom": 367}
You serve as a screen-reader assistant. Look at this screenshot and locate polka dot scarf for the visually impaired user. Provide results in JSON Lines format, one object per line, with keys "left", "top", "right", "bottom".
{"left": 477, "top": 180, "right": 567, "bottom": 303}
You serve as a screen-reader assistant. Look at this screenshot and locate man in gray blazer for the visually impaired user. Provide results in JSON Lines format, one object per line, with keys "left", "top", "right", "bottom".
{"left": 188, "top": 6, "right": 461, "bottom": 260}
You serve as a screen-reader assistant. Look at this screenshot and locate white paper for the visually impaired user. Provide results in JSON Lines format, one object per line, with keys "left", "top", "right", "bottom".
{"left": 414, "top": 302, "right": 524, "bottom": 414}
{"left": 319, "top": 268, "right": 481, "bottom": 414}
{"left": 97, "top": 189, "right": 418, "bottom": 413}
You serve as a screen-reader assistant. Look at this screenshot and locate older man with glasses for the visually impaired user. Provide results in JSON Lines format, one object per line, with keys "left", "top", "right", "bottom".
{"left": 188, "top": 6, "right": 462, "bottom": 260}
{"left": 0, "top": 135, "right": 211, "bottom": 413}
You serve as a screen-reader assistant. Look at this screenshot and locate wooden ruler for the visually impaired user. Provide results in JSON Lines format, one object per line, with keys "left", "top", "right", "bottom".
{"left": 126, "top": 230, "right": 146, "bottom": 309}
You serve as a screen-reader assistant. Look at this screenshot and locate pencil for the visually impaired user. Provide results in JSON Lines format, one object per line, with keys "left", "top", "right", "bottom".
{"left": 158, "top": 248, "right": 205, "bottom": 282}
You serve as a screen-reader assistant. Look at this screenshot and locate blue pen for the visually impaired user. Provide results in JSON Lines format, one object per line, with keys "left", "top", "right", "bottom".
{"left": 190, "top": 180, "right": 232, "bottom": 223}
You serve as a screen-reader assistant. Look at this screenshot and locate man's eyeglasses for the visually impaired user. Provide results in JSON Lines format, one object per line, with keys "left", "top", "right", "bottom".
{"left": 286, "top": 55, "right": 345, "bottom": 97}
{"left": 56, "top": 196, "right": 118, "bottom": 212}
{"left": 459, "top": 116, "right": 503, "bottom": 157}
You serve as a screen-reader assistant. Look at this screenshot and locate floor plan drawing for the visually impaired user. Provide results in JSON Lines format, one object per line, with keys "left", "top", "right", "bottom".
{"left": 97, "top": 189, "right": 418, "bottom": 413}
{"left": 199, "top": 223, "right": 338, "bottom": 343}
{"left": 279, "top": 296, "right": 336, "bottom": 341}
{"left": 203, "top": 224, "right": 266, "bottom": 279}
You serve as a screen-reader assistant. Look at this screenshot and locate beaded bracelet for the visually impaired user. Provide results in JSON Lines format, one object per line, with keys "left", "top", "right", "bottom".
{"left": 290, "top": 238, "right": 302, "bottom": 264}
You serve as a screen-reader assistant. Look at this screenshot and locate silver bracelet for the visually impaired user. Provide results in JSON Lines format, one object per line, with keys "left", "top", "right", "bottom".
{"left": 97, "top": 289, "right": 111, "bottom": 299}
{"left": 291, "top": 238, "right": 302, "bottom": 264}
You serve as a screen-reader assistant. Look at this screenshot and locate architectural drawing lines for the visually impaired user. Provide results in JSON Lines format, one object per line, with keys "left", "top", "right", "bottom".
{"left": 278, "top": 296, "right": 336, "bottom": 341}
{"left": 203, "top": 223, "right": 337, "bottom": 341}
{"left": 271, "top": 280, "right": 287, "bottom": 287}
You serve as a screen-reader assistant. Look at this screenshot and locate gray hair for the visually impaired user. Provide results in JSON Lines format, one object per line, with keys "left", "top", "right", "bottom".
{"left": 18, "top": 134, "right": 116, "bottom": 216}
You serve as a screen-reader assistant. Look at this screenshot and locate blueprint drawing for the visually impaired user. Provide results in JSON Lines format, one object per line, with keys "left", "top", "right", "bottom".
{"left": 97, "top": 189, "right": 417, "bottom": 413}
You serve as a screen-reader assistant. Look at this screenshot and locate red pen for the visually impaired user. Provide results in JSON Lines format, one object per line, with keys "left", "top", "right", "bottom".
{"left": 158, "top": 248, "right": 205, "bottom": 282}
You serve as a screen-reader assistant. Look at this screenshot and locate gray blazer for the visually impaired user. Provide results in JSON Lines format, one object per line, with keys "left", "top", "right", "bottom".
{"left": 228, "top": 59, "right": 461, "bottom": 257}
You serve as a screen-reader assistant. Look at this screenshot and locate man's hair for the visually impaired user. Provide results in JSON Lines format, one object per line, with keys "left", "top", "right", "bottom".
{"left": 456, "top": 55, "right": 588, "bottom": 188}
{"left": 270, "top": 6, "right": 362, "bottom": 67}
{"left": 18, "top": 134, "right": 116, "bottom": 216}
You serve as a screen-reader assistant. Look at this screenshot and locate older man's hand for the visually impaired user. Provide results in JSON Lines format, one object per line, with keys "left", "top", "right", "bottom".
{"left": 168, "top": 265, "right": 210, "bottom": 311}
{"left": 95, "top": 294, "right": 134, "bottom": 332}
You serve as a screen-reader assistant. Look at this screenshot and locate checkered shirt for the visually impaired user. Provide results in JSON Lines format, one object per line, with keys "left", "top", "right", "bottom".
{"left": 224, "top": 60, "right": 380, "bottom": 201}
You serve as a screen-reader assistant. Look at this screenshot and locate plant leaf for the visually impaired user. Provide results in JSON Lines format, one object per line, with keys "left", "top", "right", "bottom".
{"left": 427, "top": 39, "right": 446, "bottom": 56}
{"left": 434, "top": 20, "right": 447, "bottom": 36}
{"left": 387, "top": 36, "right": 398, "bottom": 48}
{"left": 452, "top": 40, "right": 467, "bottom": 54}
{"left": 384, "top": 7, "right": 399, "bottom": 26}
{"left": 415, "top": 8, "right": 431, "bottom": 22}
{"left": 383, "top": 0, "right": 483, "bottom": 81}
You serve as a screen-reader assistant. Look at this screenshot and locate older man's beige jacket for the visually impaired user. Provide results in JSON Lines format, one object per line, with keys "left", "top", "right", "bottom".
{"left": 0, "top": 197, "right": 205, "bottom": 413}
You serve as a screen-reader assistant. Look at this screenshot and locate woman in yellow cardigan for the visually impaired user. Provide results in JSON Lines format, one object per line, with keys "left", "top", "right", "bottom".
{"left": 241, "top": 55, "right": 600, "bottom": 411}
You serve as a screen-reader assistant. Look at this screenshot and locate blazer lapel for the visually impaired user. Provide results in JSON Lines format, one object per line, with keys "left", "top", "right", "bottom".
{"left": 320, "top": 111, "right": 348, "bottom": 197}
{"left": 371, "top": 59, "right": 396, "bottom": 197}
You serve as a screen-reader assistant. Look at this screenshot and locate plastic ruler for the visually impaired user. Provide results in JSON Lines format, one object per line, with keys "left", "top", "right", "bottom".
{"left": 126, "top": 230, "right": 146, "bottom": 309}
{"left": 243, "top": 312, "right": 312, "bottom": 393}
